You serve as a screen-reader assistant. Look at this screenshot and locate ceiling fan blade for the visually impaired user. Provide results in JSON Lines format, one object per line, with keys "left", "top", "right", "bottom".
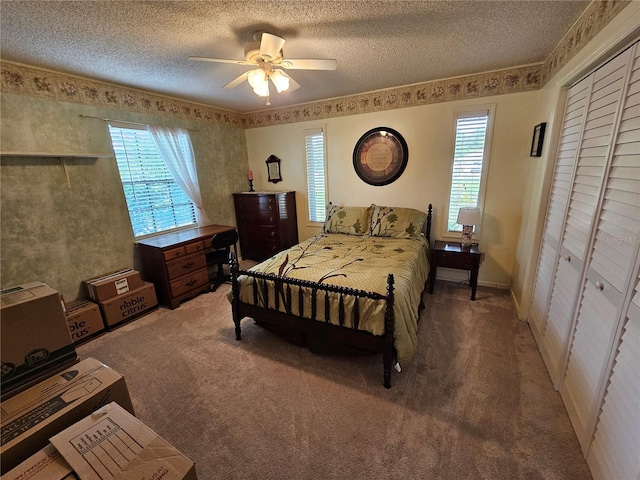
{"left": 188, "top": 56, "right": 250, "bottom": 66}
{"left": 259, "top": 32, "right": 286, "bottom": 60}
{"left": 279, "top": 71, "right": 300, "bottom": 92}
{"left": 222, "top": 72, "right": 250, "bottom": 89}
{"left": 280, "top": 58, "right": 338, "bottom": 70}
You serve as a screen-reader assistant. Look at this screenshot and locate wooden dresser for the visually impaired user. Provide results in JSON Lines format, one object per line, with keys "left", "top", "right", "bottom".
{"left": 137, "top": 224, "right": 236, "bottom": 309}
{"left": 233, "top": 191, "right": 298, "bottom": 261}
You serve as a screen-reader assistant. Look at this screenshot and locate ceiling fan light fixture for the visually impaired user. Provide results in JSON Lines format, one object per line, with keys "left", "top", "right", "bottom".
{"left": 253, "top": 80, "right": 270, "bottom": 97}
{"left": 247, "top": 69, "right": 266, "bottom": 89}
{"left": 270, "top": 70, "right": 290, "bottom": 93}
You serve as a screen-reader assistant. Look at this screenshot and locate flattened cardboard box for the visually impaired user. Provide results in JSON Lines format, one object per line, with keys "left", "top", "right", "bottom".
{"left": 84, "top": 269, "right": 142, "bottom": 303}
{"left": 99, "top": 282, "right": 157, "bottom": 328}
{"left": 0, "top": 444, "right": 74, "bottom": 480}
{"left": 1, "top": 282, "right": 77, "bottom": 395}
{"left": 65, "top": 299, "right": 104, "bottom": 344}
{"left": 0, "top": 357, "right": 133, "bottom": 473}
{"left": 51, "top": 402, "right": 197, "bottom": 480}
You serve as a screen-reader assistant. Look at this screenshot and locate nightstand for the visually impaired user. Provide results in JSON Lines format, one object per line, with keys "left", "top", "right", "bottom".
{"left": 429, "top": 240, "right": 481, "bottom": 300}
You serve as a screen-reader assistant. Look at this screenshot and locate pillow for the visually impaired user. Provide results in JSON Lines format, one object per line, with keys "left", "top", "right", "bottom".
{"left": 368, "top": 204, "right": 427, "bottom": 238}
{"left": 323, "top": 205, "right": 371, "bottom": 235}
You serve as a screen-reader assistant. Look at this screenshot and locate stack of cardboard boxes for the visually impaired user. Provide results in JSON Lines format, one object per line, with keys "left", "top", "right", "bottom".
{"left": 0, "top": 282, "right": 196, "bottom": 479}
{"left": 1, "top": 359, "right": 197, "bottom": 480}
{"left": 61, "top": 269, "right": 159, "bottom": 347}
{"left": 1, "top": 274, "right": 158, "bottom": 395}
{"left": 1, "top": 282, "right": 78, "bottom": 395}
{"left": 83, "top": 269, "right": 158, "bottom": 330}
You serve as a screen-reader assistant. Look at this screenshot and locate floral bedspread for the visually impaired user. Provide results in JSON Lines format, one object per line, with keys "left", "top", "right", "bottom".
{"left": 232, "top": 233, "right": 430, "bottom": 367}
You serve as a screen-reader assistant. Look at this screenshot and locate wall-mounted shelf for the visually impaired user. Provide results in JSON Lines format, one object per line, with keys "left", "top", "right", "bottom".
{"left": 0, "top": 152, "right": 112, "bottom": 158}
{"left": 1, "top": 152, "right": 113, "bottom": 189}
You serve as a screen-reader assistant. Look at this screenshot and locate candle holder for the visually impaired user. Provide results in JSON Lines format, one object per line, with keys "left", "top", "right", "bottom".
{"left": 248, "top": 179, "right": 255, "bottom": 192}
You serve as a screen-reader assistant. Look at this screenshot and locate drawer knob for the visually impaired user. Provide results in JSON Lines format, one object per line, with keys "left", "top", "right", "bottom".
{"left": 270, "top": 231, "right": 276, "bottom": 237}
{"left": 269, "top": 217, "right": 274, "bottom": 222}
{"left": 183, "top": 262, "right": 195, "bottom": 269}
{"left": 595, "top": 281, "right": 604, "bottom": 291}
{"left": 564, "top": 255, "right": 571, "bottom": 262}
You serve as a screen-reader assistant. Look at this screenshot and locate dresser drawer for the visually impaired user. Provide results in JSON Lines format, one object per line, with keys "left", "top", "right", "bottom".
{"left": 166, "top": 252, "right": 206, "bottom": 280}
{"left": 186, "top": 240, "right": 205, "bottom": 254}
{"left": 243, "top": 224, "right": 279, "bottom": 239}
{"left": 170, "top": 268, "right": 208, "bottom": 298}
{"left": 162, "top": 240, "right": 205, "bottom": 261}
{"left": 436, "top": 250, "right": 477, "bottom": 270}
{"left": 240, "top": 239, "right": 282, "bottom": 258}
{"left": 236, "top": 210, "right": 277, "bottom": 224}
{"left": 163, "top": 245, "right": 186, "bottom": 261}
{"left": 235, "top": 194, "right": 276, "bottom": 210}
{"left": 262, "top": 241, "right": 282, "bottom": 256}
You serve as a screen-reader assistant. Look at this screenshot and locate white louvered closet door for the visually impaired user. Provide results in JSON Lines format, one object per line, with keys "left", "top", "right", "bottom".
{"left": 587, "top": 273, "right": 640, "bottom": 480}
{"left": 542, "top": 47, "right": 633, "bottom": 388}
{"left": 561, "top": 41, "right": 640, "bottom": 452}
{"left": 529, "top": 79, "right": 591, "bottom": 345}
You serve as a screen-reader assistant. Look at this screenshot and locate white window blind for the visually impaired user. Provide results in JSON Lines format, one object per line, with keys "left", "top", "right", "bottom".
{"left": 304, "top": 127, "right": 327, "bottom": 222}
{"left": 108, "top": 125, "right": 197, "bottom": 237}
{"left": 447, "top": 113, "right": 489, "bottom": 232}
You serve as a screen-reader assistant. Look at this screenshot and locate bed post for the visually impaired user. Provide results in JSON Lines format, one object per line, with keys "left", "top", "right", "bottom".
{"left": 230, "top": 252, "right": 242, "bottom": 340}
{"left": 426, "top": 203, "right": 433, "bottom": 245}
{"left": 383, "top": 274, "right": 395, "bottom": 389}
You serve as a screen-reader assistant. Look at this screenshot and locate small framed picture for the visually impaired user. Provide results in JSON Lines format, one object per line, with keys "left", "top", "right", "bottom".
{"left": 530, "top": 122, "right": 546, "bottom": 157}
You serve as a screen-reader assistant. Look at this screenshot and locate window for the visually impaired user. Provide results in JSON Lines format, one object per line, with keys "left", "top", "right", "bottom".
{"left": 304, "top": 127, "right": 327, "bottom": 223}
{"left": 446, "top": 108, "right": 493, "bottom": 233}
{"left": 108, "top": 125, "right": 197, "bottom": 237}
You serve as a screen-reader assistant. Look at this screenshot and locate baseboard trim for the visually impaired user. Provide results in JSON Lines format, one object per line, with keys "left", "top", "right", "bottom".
{"left": 434, "top": 270, "right": 508, "bottom": 290}
{"left": 509, "top": 287, "right": 526, "bottom": 321}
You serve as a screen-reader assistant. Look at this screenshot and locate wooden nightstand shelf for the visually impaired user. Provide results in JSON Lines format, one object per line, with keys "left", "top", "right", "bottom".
{"left": 429, "top": 240, "right": 481, "bottom": 300}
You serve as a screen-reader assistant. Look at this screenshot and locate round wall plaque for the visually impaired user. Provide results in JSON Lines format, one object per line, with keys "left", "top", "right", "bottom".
{"left": 352, "top": 127, "right": 408, "bottom": 186}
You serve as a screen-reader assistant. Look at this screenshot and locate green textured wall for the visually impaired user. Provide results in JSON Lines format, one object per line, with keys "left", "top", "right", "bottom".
{"left": 0, "top": 93, "right": 248, "bottom": 301}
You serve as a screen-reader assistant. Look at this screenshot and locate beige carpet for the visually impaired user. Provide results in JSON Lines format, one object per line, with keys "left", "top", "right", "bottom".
{"left": 77, "top": 279, "right": 591, "bottom": 480}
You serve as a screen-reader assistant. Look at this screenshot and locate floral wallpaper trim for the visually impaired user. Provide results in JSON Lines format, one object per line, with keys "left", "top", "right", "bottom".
{"left": 0, "top": 61, "right": 246, "bottom": 128}
{"left": 541, "top": 0, "right": 630, "bottom": 84}
{"left": 244, "top": 64, "right": 543, "bottom": 128}
{"left": 0, "top": 1, "right": 629, "bottom": 130}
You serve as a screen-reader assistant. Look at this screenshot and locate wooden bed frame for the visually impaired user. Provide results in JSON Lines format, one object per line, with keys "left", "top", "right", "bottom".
{"left": 230, "top": 204, "right": 432, "bottom": 388}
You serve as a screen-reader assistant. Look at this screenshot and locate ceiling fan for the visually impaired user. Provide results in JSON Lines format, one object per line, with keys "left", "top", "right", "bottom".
{"left": 189, "top": 32, "right": 337, "bottom": 105}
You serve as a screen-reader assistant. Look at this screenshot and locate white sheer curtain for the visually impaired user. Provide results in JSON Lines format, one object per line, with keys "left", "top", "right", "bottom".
{"left": 146, "top": 125, "right": 212, "bottom": 226}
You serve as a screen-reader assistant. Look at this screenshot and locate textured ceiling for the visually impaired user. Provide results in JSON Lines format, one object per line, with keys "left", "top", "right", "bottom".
{"left": 0, "top": 0, "right": 590, "bottom": 113}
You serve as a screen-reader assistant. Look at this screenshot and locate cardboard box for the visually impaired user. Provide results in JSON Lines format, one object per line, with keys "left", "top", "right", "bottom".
{"left": 65, "top": 300, "right": 104, "bottom": 344}
{"left": 0, "top": 357, "right": 133, "bottom": 473}
{"left": 0, "top": 444, "right": 74, "bottom": 480}
{"left": 1, "top": 282, "right": 77, "bottom": 396}
{"left": 51, "top": 402, "right": 197, "bottom": 480}
{"left": 99, "top": 282, "right": 158, "bottom": 329}
{"left": 84, "top": 269, "right": 142, "bottom": 302}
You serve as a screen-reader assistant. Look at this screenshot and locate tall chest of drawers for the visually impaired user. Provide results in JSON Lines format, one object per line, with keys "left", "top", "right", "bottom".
{"left": 233, "top": 191, "right": 298, "bottom": 261}
{"left": 137, "top": 224, "right": 236, "bottom": 309}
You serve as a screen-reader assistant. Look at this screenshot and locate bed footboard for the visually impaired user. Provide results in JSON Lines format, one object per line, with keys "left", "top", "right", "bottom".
{"left": 230, "top": 254, "right": 396, "bottom": 388}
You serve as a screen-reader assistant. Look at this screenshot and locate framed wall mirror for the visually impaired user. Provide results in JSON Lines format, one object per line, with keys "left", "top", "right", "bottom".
{"left": 266, "top": 155, "right": 282, "bottom": 183}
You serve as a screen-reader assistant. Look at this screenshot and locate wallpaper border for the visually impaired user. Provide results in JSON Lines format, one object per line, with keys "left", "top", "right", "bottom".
{"left": 0, "top": 0, "right": 628, "bottom": 130}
